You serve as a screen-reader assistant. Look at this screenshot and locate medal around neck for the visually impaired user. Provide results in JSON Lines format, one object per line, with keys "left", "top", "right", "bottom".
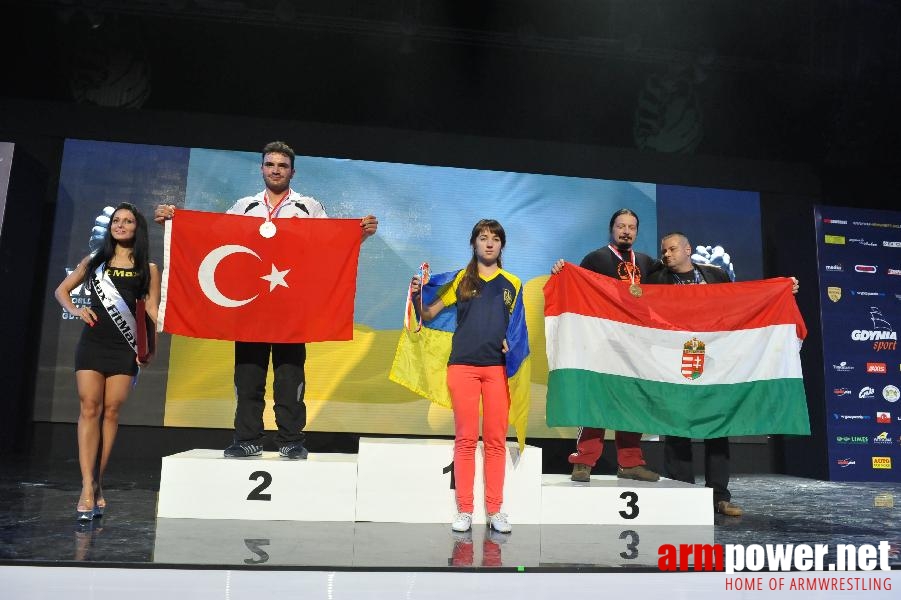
{"left": 629, "top": 283, "right": 643, "bottom": 298}
{"left": 259, "top": 220, "right": 277, "bottom": 238}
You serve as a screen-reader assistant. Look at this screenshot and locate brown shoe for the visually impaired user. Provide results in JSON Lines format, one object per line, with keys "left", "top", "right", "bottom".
{"left": 617, "top": 465, "right": 660, "bottom": 482}
{"left": 716, "top": 500, "right": 744, "bottom": 517}
{"left": 571, "top": 463, "right": 591, "bottom": 482}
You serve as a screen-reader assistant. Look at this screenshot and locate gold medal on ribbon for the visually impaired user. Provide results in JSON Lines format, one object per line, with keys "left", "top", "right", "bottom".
{"left": 629, "top": 283, "right": 642, "bottom": 297}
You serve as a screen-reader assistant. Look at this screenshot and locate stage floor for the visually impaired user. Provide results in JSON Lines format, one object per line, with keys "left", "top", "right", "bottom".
{"left": 1, "top": 455, "right": 899, "bottom": 570}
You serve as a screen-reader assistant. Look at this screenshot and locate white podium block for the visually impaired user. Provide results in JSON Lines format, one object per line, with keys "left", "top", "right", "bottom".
{"left": 355, "top": 438, "right": 542, "bottom": 524}
{"left": 540, "top": 474, "right": 713, "bottom": 525}
{"left": 157, "top": 449, "right": 357, "bottom": 521}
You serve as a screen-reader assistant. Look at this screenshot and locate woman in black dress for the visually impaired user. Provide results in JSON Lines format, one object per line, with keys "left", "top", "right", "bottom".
{"left": 54, "top": 203, "right": 160, "bottom": 521}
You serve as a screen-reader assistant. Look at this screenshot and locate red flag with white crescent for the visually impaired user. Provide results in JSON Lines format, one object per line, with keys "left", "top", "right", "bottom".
{"left": 159, "top": 209, "right": 361, "bottom": 343}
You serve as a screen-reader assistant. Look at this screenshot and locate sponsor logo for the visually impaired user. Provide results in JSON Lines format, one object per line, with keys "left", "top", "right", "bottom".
{"left": 855, "top": 265, "right": 878, "bottom": 273}
{"left": 836, "top": 458, "right": 856, "bottom": 468}
{"left": 860, "top": 386, "right": 876, "bottom": 398}
{"left": 827, "top": 286, "right": 842, "bottom": 302}
{"left": 823, "top": 218, "right": 848, "bottom": 224}
{"left": 825, "top": 235, "right": 846, "bottom": 245}
{"left": 849, "top": 290, "right": 885, "bottom": 297}
{"left": 833, "top": 387, "right": 852, "bottom": 396}
{"left": 832, "top": 361, "right": 854, "bottom": 372}
{"left": 825, "top": 263, "right": 844, "bottom": 272}
{"left": 836, "top": 435, "right": 869, "bottom": 444}
{"left": 884, "top": 241, "right": 901, "bottom": 248}
{"left": 867, "top": 363, "right": 887, "bottom": 374}
{"left": 849, "top": 238, "right": 878, "bottom": 247}
{"left": 872, "top": 457, "right": 892, "bottom": 469}
{"left": 833, "top": 413, "right": 870, "bottom": 420}
{"left": 851, "top": 308, "right": 897, "bottom": 352}
{"left": 888, "top": 268, "right": 901, "bottom": 276}
{"left": 681, "top": 337, "right": 705, "bottom": 380}
{"left": 884, "top": 385, "right": 900, "bottom": 402}
{"left": 877, "top": 411, "right": 891, "bottom": 423}
{"left": 854, "top": 220, "right": 901, "bottom": 229}
{"left": 873, "top": 432, "right": 893, "bottom": 445}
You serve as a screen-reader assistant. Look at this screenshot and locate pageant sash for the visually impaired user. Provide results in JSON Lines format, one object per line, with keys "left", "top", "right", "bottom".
{"left": 91, "top": 263, "right": 139, "bottom": 354}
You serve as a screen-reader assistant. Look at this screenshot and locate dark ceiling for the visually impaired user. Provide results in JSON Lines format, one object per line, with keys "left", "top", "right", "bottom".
{"left": 1, "top": 0, "right": 900, "bottom": 170}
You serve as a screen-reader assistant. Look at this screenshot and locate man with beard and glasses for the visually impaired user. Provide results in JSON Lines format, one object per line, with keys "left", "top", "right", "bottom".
{"left": 647, "top": 231, "right": 798, "bottom": 516}
{"left": 155, "top": 141, "right": 378, "bottom": 460}
{"left": 551, "top": 208, "right": 661, "bottom": 483}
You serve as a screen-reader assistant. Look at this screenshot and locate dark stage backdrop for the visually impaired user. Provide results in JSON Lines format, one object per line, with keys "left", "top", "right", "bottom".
{"left": 36, "top": 138, "right": 765, "bottom": 442}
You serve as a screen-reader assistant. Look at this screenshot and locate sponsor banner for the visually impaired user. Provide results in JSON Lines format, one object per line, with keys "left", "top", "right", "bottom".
{"left": 816, "top": 205, "right": 901, "bottom": 482}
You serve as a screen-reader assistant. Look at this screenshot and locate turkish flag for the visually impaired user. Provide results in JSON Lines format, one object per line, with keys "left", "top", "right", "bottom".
{"left": 159, "top": 210, "right": 362, "bottom": 343}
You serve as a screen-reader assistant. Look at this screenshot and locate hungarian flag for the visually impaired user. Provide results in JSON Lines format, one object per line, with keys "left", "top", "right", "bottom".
{"left": 544, "top": 263, "right": 810, "bottom": 438}
{"left": 159, "top": 210, "right": 361, "bottom": 343}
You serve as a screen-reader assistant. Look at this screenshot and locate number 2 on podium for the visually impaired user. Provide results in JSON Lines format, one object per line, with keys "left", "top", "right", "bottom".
{"left": 247, "top": 471, "right": 273, "bottom": 501}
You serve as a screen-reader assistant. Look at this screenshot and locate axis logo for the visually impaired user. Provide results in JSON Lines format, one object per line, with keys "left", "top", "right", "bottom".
{"left": 866, "top": 363, "right": 887, "bottom": 374}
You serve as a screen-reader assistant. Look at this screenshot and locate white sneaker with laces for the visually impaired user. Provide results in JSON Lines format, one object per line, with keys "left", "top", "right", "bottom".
{"left": 487, "top": 512, "right": 512, "bottom": 533}
{"left": 451, "top": 512, "right": 473, "bottom": 532}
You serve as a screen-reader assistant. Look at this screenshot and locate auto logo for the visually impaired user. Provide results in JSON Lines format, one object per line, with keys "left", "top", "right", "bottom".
{"left": 867, "top": 363, "right": 887, "bottom": 374}
{"left": 827, "top": 286, "right": 842, "bottom": 302}
{"left": 877, "top": 412, "right": 891, "bottom": 423}
{"left": 836, "top": 458, "right": 856, "bottom": 468}
{"left": 872, "top": 457, "right": 892, "bottom": 469}
{"left": 825, "top": 235, "right": 846, "bottom": 245}
{"left": 859, "top": 386, "right": 876, "bottom": 398}
{"left": 855, "top": 265, "right": 878, "bottom": 273}
{"left": 884, "top": 385, "right": 900, "bottom": 402}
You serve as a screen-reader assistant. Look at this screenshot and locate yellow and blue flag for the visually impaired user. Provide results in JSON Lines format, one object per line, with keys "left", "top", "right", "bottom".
{"left": 389, "top": 270, "right": 532, "bottom": 449}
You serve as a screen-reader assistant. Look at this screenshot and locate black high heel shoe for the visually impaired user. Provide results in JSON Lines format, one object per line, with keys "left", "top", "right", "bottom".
{"left": 76, "top": 498, "right": 94, "bottom": 522}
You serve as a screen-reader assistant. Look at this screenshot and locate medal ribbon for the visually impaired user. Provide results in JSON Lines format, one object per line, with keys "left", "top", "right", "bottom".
{"left": 607, "top": 244, "right": 637, "bottom": 285}
{"left": 263, "top": 189, "right": 292, "bottom": 222}
{"left": 404, "top": 262, "right": 430, "bottom": 332}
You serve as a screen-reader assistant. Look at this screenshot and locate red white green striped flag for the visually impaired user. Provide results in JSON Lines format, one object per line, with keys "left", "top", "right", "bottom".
{"left": 544, "top": 263, "right": 810, "bottom": 438}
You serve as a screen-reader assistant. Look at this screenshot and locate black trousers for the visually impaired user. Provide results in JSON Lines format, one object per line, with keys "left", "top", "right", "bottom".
{"left": 664, "top": 436, "right": 731, "bottom": 504}
{"left": 233, "top": 341, "right": 306, "bottom": 446}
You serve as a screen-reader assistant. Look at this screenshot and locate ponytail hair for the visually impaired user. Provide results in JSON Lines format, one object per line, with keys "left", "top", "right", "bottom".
{"left": 456, "top": 219, "right": 506, "bottom": 300}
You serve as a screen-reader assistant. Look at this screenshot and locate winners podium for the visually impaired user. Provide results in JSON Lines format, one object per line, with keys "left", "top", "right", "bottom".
{"left": 157, "top": 438, "right": 712, "bottom": 526}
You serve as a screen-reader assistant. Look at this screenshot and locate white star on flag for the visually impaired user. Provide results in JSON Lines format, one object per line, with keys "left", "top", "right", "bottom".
{"left": 260, "top": 264, "right": 290, "bottom": 292}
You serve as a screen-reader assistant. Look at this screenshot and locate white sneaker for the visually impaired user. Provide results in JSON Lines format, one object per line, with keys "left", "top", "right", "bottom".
{"left": 487, "top": 512, "right": 512, "bottom": 533}
{"left": 451, "top": 512, "right": 473, "bottom": 532}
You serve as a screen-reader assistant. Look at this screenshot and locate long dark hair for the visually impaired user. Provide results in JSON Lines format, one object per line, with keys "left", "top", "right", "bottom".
{"left": 457, "top": 219, "right": 506, "bottom": 301}
{"left": 84, "top": 202, "right": 151, "bottom": 296}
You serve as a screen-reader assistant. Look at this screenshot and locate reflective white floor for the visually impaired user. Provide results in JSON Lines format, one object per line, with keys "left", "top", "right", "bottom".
{"left": 3, "top": 566, "right": 897, "bottom": 599}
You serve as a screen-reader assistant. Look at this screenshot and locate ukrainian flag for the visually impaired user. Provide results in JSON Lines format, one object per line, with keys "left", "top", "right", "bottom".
{"left": 389, "top": 270, "right": 532, "bottom": 449}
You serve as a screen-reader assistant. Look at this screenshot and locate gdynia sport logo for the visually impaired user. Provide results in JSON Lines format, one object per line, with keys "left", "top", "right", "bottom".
{"left": 658, "top": 541, "right": 893, "bottom": 583}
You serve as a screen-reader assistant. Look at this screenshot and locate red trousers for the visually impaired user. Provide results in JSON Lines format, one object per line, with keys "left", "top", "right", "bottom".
{"left": 568, "top": 427, "right": 646, "bottom": 468}
{"left": 447, "top": 364, "right": 509, "bottom": 514}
